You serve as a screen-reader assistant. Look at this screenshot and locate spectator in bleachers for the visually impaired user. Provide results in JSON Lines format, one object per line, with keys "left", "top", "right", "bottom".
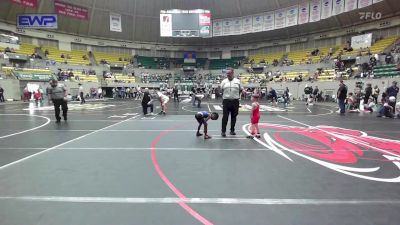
{"left": 61, "top": 54, "right": 65, "bottom": 59}
{"left": 311, "top": 49, "right": 320, "bottom": 56}
{"left": 328, "top": 47, "right": 334, "bottom": 56}
{"left": 344, "top": 41, "right": 353, "bottom": 52}
{"left": 385, "top": 52, "right": 393, "bottom": 64}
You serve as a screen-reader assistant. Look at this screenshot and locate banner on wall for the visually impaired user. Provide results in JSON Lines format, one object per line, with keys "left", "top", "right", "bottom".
{"left": 372, "top": 0, "right": 383, "bottom": 3}
{"left": 332, "top": 0, "right": 345, "bottom": 16}
{"left": 252, "top": 15, "right": 264, "bottom": 32}
{"left": 286, "top": 5, "right": 298, "bottom": 27}
{"left": 199, "top": 13, "right": 211, "bottom": 26}
{"left": 351, "top": 33, "right": 372, "bottom": 49}
{"left": 310, "top": 0, "right": 321, "bottom": 22}
{"left": 160, "top": 14, "right": 172, "bottom": 37}
{"left": 274, "top": 9, "right": 286, "bottom": 29}
{"left": 11, "top": 0, "right": 37, "bottom": 8}
{"left": 222, "top": 19, "right": 233, "bottom": 36}
{"left": 212, "top": 20, "right": 223, "bottom": 36}
{"left": 54, "top": 1, "right": 89, "bottom": 20}
{"left": 232, "top": 18, "right": 242, "bottom": 35}
{"left": 345, "top": 0, "right": 358, "bottom": 12}
{"left": 321, "top": 0, "right": 332, "bottom": 19}
{"left": 110, "top": 13, "right": 122, "bottom": 32}
{"left": 298, "top": 1, "right": 310, "bottom": 24}
{"left": 358, "top": 0, "right": 372, "bottom": 8}
{"left": 242, "top": 16, "right": 253, "bottom": 34}
{"left": 263, "top": 12, "right": 275, "bottom": 31}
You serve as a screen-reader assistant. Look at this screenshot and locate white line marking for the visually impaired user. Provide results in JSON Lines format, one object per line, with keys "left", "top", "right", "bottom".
{"left": 306, "top": 108, "right": 312, "bottom": 113}
{"left": 0, "top": 115, "right": 140, "bottom": 170}
{"left": 1, "top": 196, "right": 399, "bottom": 205}
{"left": 207, "top": 103, "right": 211, "bottom": 112}
{"left": 0, "top": 147, "right": 392, "bottom": 153}
{"left": 123, "top": 113, "right": 139, "bottom": 116}
{"left": 108, "top": 115, "right": 127, "bottom": 118}
{"left": 306, "top": 106, "right": 334, "bottom": 117}
{"left": 0, "top": 114, "right": 51, "bottom": 139}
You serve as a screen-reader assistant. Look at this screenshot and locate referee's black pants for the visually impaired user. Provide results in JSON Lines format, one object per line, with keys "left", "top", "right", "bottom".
{"left": 222, "top": 99, "right": 239, "bottom": 133}
{"left": 80, "top": 92, "right": 85, "bottom": 104}
{"left": 53, "top": 99, "right": 68, "bottom": 121}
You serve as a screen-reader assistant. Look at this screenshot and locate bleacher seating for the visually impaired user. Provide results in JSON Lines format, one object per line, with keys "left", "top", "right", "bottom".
{"left": 105, "top": 74, "right": 136, "bottom": 84}
{"left": 94, "top": 52, "right": 130, "bottom": 66}
{"left": 44, "top": 47, "right": 90, "bottom": 65}
{"left": 286, "top": 47, "right": 330, "bottom": 65}
{"left": 280, "top": 71, "right": 309, "bottom": 81}
{"left": 248, "top": 52, "right": 284, "bottom": 64}
{"left": 370, "top": 36, "right": 399, "bottom": 54}
{"left": 209, "top": 58, "right": 240, "bottom": 70}
{"left": 15, "top": 43, "right": 36, "bottom": 55}
{"left": 341, "top": 36, "right": 399, "bottom": 58}
{"left": 182, "top": 58, "right": 207, "bottom": 68}
{"left": 240, "top": 73, "right": 266, "bottom": 84}
{"left": 71, "top": 72, "right": 99, "bottom": 82}
{"left": 373, "top": 64, "right": 400, "bottom": 78}
{"left": 317, "top": 69, "right": 336, "bottom": 81}
{"left": 137, "top": 56, "right": 168, "bottom": 69}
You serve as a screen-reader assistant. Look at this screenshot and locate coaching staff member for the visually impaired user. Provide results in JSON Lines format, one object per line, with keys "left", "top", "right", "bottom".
{"left": 220, "top": 69, "right": 242, "bottom": 137}
{"left": 47, "top": 79, "right": 68, "bottom": 123}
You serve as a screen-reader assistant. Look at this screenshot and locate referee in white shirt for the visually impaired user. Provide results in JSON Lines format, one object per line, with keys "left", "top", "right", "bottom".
{"left": 220, "top": 69, "right": 242, "bottom": 137}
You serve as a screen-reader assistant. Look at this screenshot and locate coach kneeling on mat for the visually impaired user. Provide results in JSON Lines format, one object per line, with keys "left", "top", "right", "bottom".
{"left": 47, "top": 79, "right": 68, "bottom": 123}
{"left": 220, "top": 69, "right": 242, "bottom": 137}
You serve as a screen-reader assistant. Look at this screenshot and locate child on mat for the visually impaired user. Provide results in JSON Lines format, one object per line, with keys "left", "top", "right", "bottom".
{"left": 247, "top": 94, "right": 261, "bottom": 139}
{"left": 157, "top": 91, "right": 169, "bottom": 115}
{"left": 195, "top": 111, "right": 219, "bottom": 139}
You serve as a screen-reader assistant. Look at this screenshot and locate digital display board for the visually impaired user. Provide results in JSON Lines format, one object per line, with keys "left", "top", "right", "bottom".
{"left": 160, "top": 9, "right": 211, "bottom": 38}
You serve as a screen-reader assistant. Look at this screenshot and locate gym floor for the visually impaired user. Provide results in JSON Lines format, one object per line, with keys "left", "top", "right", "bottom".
{"left": 0, "top": 99, "right": 399, "bottom": 225}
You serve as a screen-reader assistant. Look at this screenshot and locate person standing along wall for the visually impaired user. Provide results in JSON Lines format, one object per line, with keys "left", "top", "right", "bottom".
{"left": 78, "top": 83, "right": 85, "bottom": 104}
{"left": 337, "top": 80, "right": 348, "bottom": 115}
{"left": 220, "top": 69, "right": 242, "bottom": 137}
{"left": 0, "top": 86, "right": 4, "bottom": 102}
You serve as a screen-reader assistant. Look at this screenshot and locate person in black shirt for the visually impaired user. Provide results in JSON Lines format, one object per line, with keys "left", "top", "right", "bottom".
{"left": 173, "top": 86, "right": 179, "bottom": 102}
{"left": 337, "top": 81, "right": 348, "bottom": 114}
{"left": 0, "top": 86, "right": 4, "bottom": 102}
{"left": 313, "top": 86, "right": 319, "bottom": 103}
{"left": 141, "top": 89, "right": 154, "bottom": 116}
{"left": 364, "top": 83, "right": 372, "bottom": 104}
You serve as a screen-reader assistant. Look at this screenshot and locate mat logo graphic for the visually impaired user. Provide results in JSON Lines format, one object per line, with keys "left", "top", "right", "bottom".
{"left": 243, "top": 123, "right": 400, "bottom": 182}
{"left": 17, "top": 14, "right": 58, "bottom": 29}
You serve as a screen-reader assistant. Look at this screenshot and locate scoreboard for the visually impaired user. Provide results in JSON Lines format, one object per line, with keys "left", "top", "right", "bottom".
{"left": 160, "top": 9, "right": 211, "bottom": 38}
